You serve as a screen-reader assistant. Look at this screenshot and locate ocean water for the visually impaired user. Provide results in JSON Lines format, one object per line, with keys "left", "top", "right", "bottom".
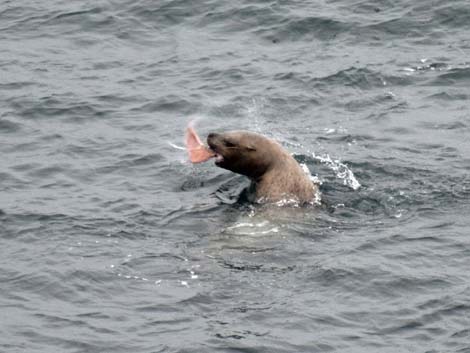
{"left": 1, "top": 1, "right": 470, "bottom": 352}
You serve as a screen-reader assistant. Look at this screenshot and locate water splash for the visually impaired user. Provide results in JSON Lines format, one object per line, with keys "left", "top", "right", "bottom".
{"left": 311, "top": 152, "right": 361, "bottom": 190}
{"left": 168, "top": 142, "right": 186, "bottom": 150}
{"left": 245, "top": 97, "right": 268, "bottom": 133}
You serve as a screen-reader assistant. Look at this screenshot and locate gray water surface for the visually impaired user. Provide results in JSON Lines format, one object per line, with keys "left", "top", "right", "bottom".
{"left": 1, "top": 1, "right": 470, "bottom": 352}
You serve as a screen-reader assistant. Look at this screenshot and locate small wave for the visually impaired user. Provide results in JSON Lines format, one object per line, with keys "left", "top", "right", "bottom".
{"left": 260, "top": 16, "right": 350, "bottom": 42}
{"left": 0, "top": 118, "right": 22, "bottom": 132}
{"left": 427, "top": 91, "right": 469, "bottom": 101}
{"left": 310, "top": 67, "right": 411, "bottom": 91}
{"left": 135, "top": 96, "right": 197, "bottom": 114}
{"left": 431, "top": 67, "right": 470, "bottom": 86}
{"left": 402, "top": 60, "right": 453, "bottom": 74}
{"left": 433, "top": 4, "right": 470, "bottom": 28}
{"left": 197, "top": 4, "right": 283, "bottom": 33}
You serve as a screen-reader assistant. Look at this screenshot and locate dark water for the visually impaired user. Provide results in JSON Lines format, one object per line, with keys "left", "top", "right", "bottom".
{"left": 1, "top": 1, "right": 470, "bottom": 352}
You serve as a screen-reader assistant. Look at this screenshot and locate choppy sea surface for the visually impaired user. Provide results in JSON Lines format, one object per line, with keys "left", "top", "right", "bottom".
{"left": 1, "top": 1, "right": 470, "bottom": 352}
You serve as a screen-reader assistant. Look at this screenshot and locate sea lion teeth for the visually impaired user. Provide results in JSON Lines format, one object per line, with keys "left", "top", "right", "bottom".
{"left": 215, "top": 153, "right": 224, "bottom": 164}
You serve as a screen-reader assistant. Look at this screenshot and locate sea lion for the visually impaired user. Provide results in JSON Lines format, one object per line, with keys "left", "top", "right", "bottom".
{"left": 206, "top": 131, "right": 318, "bottom": 205}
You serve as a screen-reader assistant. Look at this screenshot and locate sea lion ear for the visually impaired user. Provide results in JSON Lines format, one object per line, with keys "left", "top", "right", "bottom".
{"left": 245, "top": 143, "right": 256, "bottom": 152}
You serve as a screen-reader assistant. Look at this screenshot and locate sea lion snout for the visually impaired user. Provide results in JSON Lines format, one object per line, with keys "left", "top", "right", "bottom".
{"left": 207, "top": 132, "right": 219, "bottom": 141}
{"left": 207, "top": 132, "right": 225, "bottom": 155}
{"left": 206, "top": 132, "right": 225, "bottom": 165}
{"left": 207, "top": 132, "right": 221, "bottom": 150}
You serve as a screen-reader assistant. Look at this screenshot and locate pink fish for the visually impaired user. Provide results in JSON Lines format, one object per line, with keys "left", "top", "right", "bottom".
{"left": 185, "top": 123, "right": 215, "bottom": 163}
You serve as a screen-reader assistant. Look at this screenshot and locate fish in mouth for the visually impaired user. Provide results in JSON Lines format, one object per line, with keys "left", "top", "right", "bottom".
{"left": 185, "top": 124, "right": 216, "bottom": 163}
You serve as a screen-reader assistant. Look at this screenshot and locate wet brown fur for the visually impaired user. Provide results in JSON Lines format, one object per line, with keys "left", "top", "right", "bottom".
{"left": 207, "top": 131, "right": 317, "bottom": 204}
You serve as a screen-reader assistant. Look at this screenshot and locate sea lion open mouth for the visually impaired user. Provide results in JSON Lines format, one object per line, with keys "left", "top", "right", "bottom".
{"left": 206, "top": 133, "right": 225, "bottom": 166}
{"left": 214, "top": 153, "right": 224, "bottom": 164}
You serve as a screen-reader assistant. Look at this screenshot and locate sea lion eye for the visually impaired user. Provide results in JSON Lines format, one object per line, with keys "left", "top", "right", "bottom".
{"left": 224, "top": 140, "right": 236, "bottom": 148}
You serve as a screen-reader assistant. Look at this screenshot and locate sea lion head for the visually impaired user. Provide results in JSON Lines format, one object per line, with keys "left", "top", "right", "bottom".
{"left": 207, "top": 131, "right": 277, "bottom": 180}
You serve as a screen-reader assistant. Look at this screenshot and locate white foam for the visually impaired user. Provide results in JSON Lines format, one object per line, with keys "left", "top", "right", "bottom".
{"left": 311, "top": 152, "right": 361, "bottom": 190}
{"left": 224, "top": 218, "right": 279, "bottom": 236}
